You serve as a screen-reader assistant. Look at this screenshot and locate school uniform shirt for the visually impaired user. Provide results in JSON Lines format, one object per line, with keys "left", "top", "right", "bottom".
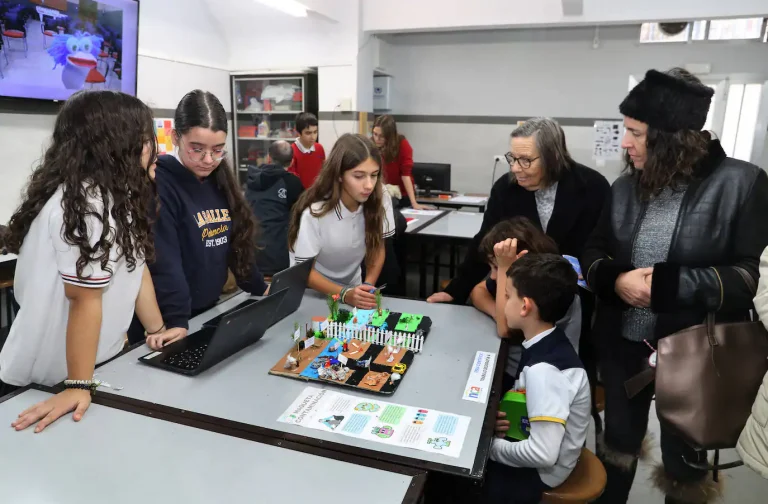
{"left": 151, "top": 155, "right": 267, "bottom": 330}
{"left": 485, "top": 275, "right": 581, "bottom": 377}
{"left": 0, "top": 187, "right": 142, "bottom": 387}
{"left": 291, "top": 190, "right": 396, "bottom": 286}
{"left": 382, "top": 137, "right": 414, "bottom": 199}
{"left": 490, "top": 327, "right": 591, "bottom": 488}
{"left": 289, "top": 140, "right": 326, "bottom": 189}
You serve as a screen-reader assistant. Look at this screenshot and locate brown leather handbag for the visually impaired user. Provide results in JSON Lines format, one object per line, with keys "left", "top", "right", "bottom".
{"left": 654, "top": 268, "right": 768, "bottom": 450}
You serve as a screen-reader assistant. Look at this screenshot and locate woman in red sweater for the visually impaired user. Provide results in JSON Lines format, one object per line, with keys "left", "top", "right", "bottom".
{"left": 372, "top": 115, "right": 431, "bottom": 210}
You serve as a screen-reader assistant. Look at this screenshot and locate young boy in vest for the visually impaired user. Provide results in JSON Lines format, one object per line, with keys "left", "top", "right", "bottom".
{"left": 482, "top": 253, "right": 591, "bottom": 504}
{"left": 290, "top": 112, "right": 326, "bottom": 188}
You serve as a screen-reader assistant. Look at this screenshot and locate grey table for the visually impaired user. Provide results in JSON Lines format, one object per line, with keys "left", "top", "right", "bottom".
{"left": 416, "top": 193, "right": 489, "bottom": 212}
{"left": 402, "top": 208, "right": 450, "bottom": 234}
{"left": 0, "top": 387, "right": 426, "bottom": 503}
{"left": 410, "top": 211, "right": 485, "bottom": 298}
{"left": 93, "top": 291, "right": 503, "bottom": 479}
{"left": 415, "top": 210, "right": 484, "bottom": 240}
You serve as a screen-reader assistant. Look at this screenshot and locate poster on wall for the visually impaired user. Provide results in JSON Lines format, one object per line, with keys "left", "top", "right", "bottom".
{"left": 593, "top": 120, "right": 623, "bottom": 160}
{"left": 155, "top": 119, "right": 174, "bottom": 155}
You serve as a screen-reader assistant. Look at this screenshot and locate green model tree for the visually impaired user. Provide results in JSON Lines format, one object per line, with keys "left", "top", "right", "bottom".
{"left": 375, "top": 289, "right": 383, "bottom": 316}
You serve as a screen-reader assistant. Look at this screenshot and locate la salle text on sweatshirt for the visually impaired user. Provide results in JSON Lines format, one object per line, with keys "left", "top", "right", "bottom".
{"left": 151, "top": 155, "right": 266, "bottom": 329}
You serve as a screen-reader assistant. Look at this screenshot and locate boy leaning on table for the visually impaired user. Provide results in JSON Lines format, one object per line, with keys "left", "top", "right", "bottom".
{"left": 481, "top": 253, "right": 591, "bottom": 504}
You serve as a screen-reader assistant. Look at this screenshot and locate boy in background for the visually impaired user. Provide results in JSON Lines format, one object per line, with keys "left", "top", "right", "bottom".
{"left": 482, "top": 253, "right": 591, "bottom": 504}
{"left": 246, "top": 140, "right": 303, "bottom": 275}
{"left": 290, "top": 112, "right": 326, "bottom": 188}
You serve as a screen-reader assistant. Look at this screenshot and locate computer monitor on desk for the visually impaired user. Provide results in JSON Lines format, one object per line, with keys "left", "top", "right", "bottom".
{"left": 413, "top": 162, "right": 451, "bottom": 196}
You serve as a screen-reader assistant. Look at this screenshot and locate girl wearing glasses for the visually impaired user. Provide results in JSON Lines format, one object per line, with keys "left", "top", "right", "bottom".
{"left": 138, "top": 90, "right": 267, "bottom": 348}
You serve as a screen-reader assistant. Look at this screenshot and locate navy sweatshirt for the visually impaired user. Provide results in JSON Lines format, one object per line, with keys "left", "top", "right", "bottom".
{"left": 151, "top": 155, "right": 267, "bottom": 329}
{"left": 245, "top": 163, "right": 303, "bottom": 275}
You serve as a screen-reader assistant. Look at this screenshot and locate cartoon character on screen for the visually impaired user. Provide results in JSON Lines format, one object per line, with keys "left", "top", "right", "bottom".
{"left": 47, "top": 31, "right": 104, "bottom": 90}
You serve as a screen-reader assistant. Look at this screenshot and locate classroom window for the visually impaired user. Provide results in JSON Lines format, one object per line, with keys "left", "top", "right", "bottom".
{"left": 707, "top": 18, "right": 764, "bottom": 40}
{"left": 639, "top": 23, "right": 689, "bottom": 43}
{"left": 721, "top": 83, "right": 763, "bottom": 162}
{"left": 690, "top": 21, "right": 708, "bottom": 41}
{"left": 702, "top": 85, "right": 717, "bottom": 132}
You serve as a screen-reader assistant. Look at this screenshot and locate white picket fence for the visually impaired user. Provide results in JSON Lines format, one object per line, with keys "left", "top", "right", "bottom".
{"left": 324, "top": 322, "right": 424, "bottom": 353}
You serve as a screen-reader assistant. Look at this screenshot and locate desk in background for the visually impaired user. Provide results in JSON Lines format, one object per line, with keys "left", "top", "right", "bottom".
{"left": 0, "top": 387, "right": 426, "bottom": 504}
{"left": 91, "top": 291, "right": 504, "bottom": 480}
{"left": 416, "top": 193, "right": 489, "bottom": 213}
{"left": 409, "top": 211, "right": 485, "bottom": 298}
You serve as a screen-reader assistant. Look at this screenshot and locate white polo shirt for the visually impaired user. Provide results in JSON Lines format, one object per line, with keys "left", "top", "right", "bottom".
{"left": 0, "top": 186, "right": 143, "bottom": 387}
{"left": 291, "top": 190, "right": 395, "bottom": 286}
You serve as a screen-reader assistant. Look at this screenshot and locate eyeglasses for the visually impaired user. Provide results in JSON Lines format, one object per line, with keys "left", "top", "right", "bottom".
{"left": 179, "top": 137, "right": 227, "bottom": 162}
{"left": 504, "top": 152, "right": 540, "bottom": 170}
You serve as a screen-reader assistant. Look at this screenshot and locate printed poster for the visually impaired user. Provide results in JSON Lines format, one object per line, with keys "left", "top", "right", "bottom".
{"left": 278, "top": 386, "right": 471, "bottom": 458}
{"left": 462, "top": 351, "right": 496, "bottom": 403}
{"left": 593, "top": 120, "right": 623, "bottom": 160}
{"left": 155, "top": 118, "right": 174, "bottom": 155}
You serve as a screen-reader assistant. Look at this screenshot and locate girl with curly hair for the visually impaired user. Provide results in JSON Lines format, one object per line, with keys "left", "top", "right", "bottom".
{"left": 136, "top": 90, "right": 267, "bottom": 348}
{"left": 1, "top": 90, "right": 175, "bottom": 432}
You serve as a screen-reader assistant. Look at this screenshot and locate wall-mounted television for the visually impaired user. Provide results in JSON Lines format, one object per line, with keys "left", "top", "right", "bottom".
{"left": 0, "top": 0, "right": 138, "bottom": 101}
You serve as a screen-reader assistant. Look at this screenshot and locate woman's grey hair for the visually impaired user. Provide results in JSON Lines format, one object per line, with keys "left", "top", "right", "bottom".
{"left": 510, "top": 117, "right": 573, "bottom": 186}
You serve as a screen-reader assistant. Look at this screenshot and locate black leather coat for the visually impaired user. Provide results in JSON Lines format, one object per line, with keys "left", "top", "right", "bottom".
{"left": 581, "top": 140, "right": 768, "bottom": 342}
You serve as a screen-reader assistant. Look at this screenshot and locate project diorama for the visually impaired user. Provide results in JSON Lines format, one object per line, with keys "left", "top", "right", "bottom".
{"left": 269, "top": 291, "right": 432, "bottom": 395}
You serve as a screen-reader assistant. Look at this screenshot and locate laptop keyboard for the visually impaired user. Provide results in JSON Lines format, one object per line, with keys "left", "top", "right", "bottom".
{"left": 162, "top": 343, "right": 208, "bottom": 371}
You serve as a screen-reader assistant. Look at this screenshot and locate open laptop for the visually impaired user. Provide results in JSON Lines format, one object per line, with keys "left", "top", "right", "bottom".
{"left": 138, "top": 289, "right": 288, "bottom": 376}
{"left": 203, "top": 257, "right": 315, "bottom": 329}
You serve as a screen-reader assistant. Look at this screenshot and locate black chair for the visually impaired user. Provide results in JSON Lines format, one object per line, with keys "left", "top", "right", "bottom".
{"left": 2, "top": 17, "right": 27, "bottom": 57}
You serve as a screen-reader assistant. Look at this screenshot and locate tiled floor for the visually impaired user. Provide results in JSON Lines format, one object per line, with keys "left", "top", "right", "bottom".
{"left": 614, "top": 403, "right": 768, "bottom": 503}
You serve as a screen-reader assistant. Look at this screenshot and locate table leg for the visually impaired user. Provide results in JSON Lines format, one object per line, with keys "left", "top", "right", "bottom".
{"left": 419, "top": 239, "right": 427, "bottom": 299}
{"left": 432, "top": 244, "right": 440, "bottom": 295}
{"left": 449, "top": 240, "right": 457, "bottom": 278}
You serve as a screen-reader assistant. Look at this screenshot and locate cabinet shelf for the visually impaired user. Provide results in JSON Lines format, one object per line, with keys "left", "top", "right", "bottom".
{"left": 232, "top": 72, "right": 317, "bottom": 184}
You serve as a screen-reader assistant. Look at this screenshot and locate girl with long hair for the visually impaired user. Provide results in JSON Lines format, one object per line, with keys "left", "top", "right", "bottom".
{"left": 1, "top": 90, "right": 174, "bottom": 431}
{"left": 289, "top": 133, "right": 395, "bottom": 309}
{"left": 372, "top": 115, "right": 429, "bottom": 210}
{"left": 135, "top": 90, "right": 268, "bottom": 349}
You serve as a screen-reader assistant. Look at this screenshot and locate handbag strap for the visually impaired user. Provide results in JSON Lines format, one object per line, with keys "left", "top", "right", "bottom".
{"left": 733, "top": 266, "right": 758, "bottom": 295}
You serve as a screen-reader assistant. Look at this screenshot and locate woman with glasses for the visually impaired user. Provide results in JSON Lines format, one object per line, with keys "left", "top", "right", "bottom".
{"left": 427, "top": 118, "right": 609, "bottom": 435}
{"left": 129, "top": 90, "right": 267, "bottom": 348}
{"left": 428, "top": 117, "right": 609, "bottom": 306}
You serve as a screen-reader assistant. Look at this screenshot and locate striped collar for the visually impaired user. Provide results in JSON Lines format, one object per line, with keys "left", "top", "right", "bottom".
{"left": 335, "top": 201, "right": 364, "bottom": 220}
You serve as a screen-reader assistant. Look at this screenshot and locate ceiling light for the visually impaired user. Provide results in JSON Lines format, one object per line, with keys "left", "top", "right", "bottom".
{"left": 254, "top": 0, "right": 308, "bottom": 17}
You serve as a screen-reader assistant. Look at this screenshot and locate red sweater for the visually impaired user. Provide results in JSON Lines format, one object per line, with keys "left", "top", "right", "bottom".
{"left": 289, "top": 142, "right": 326, "bottom": 189}
{"left": 383, "top": 137, "right": 414, "bottom": 200}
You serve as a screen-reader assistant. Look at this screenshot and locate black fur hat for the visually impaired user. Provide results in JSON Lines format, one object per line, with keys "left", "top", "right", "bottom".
{"left": 619, "top": 69, "right": 714, "bottom": 132}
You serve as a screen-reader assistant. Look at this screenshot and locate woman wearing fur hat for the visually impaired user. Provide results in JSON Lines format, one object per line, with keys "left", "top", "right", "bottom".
{"left": 581, "top": 67, "right": 768, "bottom": 503}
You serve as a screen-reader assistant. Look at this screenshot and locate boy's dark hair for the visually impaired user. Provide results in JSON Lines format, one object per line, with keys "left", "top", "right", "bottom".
{"left": 296, "top": 112, "right": 318, "bottom": 133}
{"left": 506, "top": 253, "right": 577, "bottom": 324}
{"left": 480, "top": 216, "right": 558, "bottom": 263}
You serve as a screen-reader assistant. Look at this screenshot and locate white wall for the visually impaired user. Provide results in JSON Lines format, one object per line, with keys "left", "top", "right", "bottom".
{"left": 385, "top": 26, "right": 768, "bottom": 193}
{"left": 363, "top": 0, "right": 768, "bottom": 33}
